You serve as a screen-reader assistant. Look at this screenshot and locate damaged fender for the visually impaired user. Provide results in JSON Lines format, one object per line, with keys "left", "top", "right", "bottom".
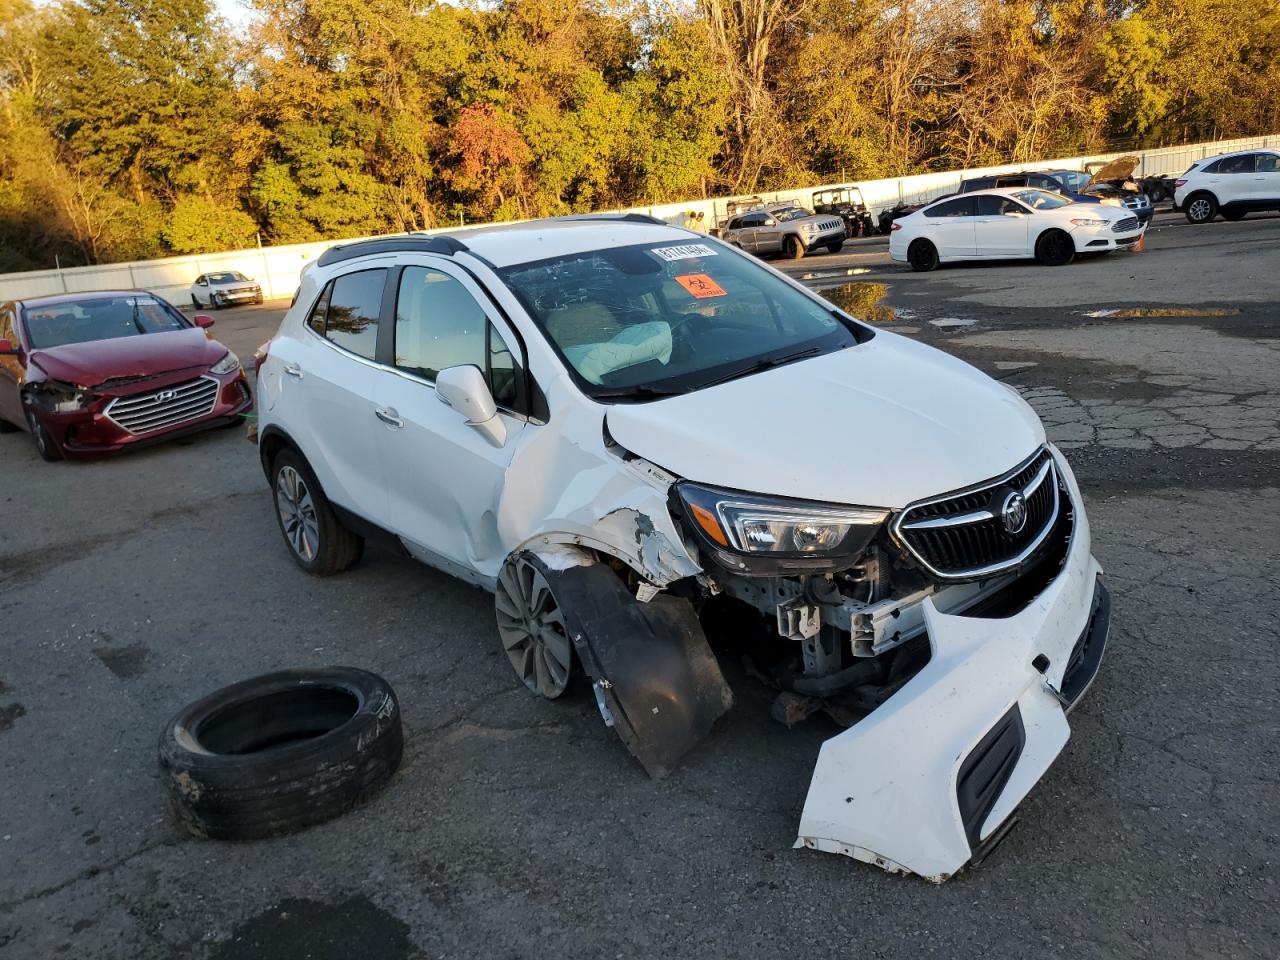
{"left": 528, "top": 548, "right": 733, "bottom": 779}
{"left": 795, "top": 455, "right": 1105, "bottom": 881}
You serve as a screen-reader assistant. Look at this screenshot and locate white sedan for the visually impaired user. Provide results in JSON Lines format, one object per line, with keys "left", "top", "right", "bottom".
{"left": 190, "top": 271, "right": 264, "bottom": 309}
{"left": 889, "top": 187, "right": 1145, "bottom": 271}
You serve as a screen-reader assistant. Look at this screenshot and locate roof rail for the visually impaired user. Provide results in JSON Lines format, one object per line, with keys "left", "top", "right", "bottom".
{"left": 315, "top": 234, "right": 469, "bottom": 268}
{"left": 551, "top": 213, "right": 670, "bottom": 226}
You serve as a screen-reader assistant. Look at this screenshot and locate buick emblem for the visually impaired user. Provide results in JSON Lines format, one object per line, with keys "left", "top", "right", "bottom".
{"left": 156, "top": 389, "right": 177, "bottom": 403}
{"left": 1001, "top": 491, "right": 1028, "bottom": 535}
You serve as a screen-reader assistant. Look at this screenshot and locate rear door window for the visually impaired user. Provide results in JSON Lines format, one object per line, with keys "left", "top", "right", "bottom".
{"left": 926, "top": 197, "right": 977, "bottom": 217}
{"left": 1217, "top": 154, "right": 1256, "bottom": 174}
{"left": 1256, "top": 153, "right": 1279, "bottom": 173}
{"left": 310, "top": 269, "right": 386, "bottom": 360}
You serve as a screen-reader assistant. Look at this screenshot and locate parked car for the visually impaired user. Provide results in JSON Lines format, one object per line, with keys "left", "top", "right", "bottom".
{"left": 877, "top": 199, "right": 933, "bottom": 235}
{"left": 254, "top": 216, "right": 1110, "bottom": 881}
{"left": 1174, "top": 149, "right": 1280, "bottom": 223}
{"left": 191, "top": 271, "right": 264, "bottom": 309}
{"left": 960, "top": 157, "right": 1153, "bottom": 226}
{"left": 0, "top": 291, "right": 252, "bottom": 461}
{"left": 719, "top": 201, "right": 846, "bottom": 258}
{"left": 890, "top": 187, "right": 1145, "bottom": 270}
{"left": 812, "top": 187, "right": 877, "bottom": 237}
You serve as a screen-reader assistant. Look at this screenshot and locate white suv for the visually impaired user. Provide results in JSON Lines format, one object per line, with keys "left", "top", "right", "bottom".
{"left": 1174, "top": 149, "right": 1280, "bottom": 223}
{"left": 255, "top": 216, "right": 1109, "bottom": 881}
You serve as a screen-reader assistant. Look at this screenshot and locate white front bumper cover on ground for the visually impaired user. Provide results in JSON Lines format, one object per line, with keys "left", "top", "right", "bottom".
{"left": 795, "top": 447, "right": 1109, "bottom": 881}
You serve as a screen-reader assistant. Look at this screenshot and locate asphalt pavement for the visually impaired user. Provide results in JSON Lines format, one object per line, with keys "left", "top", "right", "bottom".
{"left": 1, "top": 210, "right": 1277, "bottom": 959}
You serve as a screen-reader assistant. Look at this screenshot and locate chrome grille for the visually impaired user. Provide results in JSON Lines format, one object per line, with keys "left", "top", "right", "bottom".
{"left": 106, "top": 376, "right": 219, "bottom": 435}
{"left": 892, "top": 447, "right": 1061, "bottom": 580}
{"left": 1113, "top": 216, "right": 1139, "bottom": 233}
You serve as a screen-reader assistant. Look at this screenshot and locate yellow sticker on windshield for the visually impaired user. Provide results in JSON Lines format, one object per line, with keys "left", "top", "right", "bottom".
{"left": 674, "top": 274, "right": 727, "bottom": 299}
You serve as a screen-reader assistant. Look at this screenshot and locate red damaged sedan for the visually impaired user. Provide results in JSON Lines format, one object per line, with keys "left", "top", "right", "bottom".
{"left": 0, "top": 291, "right": 252, "bottom": 461}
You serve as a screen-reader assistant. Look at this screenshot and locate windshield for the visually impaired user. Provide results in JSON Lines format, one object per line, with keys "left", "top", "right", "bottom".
{"left": 208, "top": 272, "right": 248, "bottom": 283}
{"left": 22, "top": 295, "right": 190, "bottom": 349}
{"left": 499, "top": 241, "right": 863, "bottom": 400}
{"left": 772, "top": 206, "right": 813, "bottom": 223}
{"left": 1012, "top": 189, "right": 1072, "bottom": 210}
{"left": 1053, "top": 171, "right": 1090, "bottom": 191}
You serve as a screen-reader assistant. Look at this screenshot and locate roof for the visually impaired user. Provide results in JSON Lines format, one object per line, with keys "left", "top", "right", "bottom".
{"left": 318, "top": 217, "right": 698, "bottom": 271}
{"left": 13, "top": 290, "right": 151, "bottom": 309}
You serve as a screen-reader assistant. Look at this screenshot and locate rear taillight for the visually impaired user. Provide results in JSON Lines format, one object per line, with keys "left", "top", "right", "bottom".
{"left": 253, "top": 339, "right": 272, "bottom": 375}
{"left": 1174, "top": 179, "right": 1187, "bottom": 188}
{"left": 891, "top": 222, "right": 902, "bottom": 231}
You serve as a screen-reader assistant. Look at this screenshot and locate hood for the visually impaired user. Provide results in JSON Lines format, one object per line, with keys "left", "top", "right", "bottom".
{"left": 606, "top": 332, "right": 1045, "bottom": 509}
{"left": 1085, "top": 155, "right": 1138, "bottom": 187}
{"left": 29, "top": 328, "right": 226, "bottom": 388}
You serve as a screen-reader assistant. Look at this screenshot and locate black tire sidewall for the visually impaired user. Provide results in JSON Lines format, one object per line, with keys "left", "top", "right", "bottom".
{"left": 908, "top": 239, "right": 938, "bottom": 272}
{"left": 1037, "top": 230, "right": 1075, "bottom": 266}
{"left": 24, "top": 407, "right": 61, "bottom": 461}
{"left": 1186, "top": 193, "right": 1217, "bottom": 224}
{"left": 158, "top": 667, "right": 402, "bottom": 841}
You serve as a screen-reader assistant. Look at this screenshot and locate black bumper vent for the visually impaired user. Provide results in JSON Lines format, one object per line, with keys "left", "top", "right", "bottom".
{"left": 957, "top": 704, "right": 1026, "bottom": 852}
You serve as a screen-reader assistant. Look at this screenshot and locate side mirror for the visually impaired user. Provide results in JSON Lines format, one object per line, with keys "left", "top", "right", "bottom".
{"left": 0, "top": 338, "right": 19, "bottom": 355}
{"left": 435, "top": 364, "right": 507, "bottom": 448}
{"left": 194, "top": 315, "right": 215, "bottom": 329}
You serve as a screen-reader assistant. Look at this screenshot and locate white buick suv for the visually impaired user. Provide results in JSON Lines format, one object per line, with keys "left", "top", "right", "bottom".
{"left": 255, "top": 216, "right": 1110, "bottom": 881}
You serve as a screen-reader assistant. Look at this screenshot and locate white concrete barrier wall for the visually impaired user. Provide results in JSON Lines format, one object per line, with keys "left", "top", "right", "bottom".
{"left": 1, "top": 133, "right": 1275, "bottom": 304}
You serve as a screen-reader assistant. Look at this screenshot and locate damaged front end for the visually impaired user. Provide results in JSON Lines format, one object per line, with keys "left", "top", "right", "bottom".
{"left": 549, "top": 438, "right": 1109, "bottom": 881}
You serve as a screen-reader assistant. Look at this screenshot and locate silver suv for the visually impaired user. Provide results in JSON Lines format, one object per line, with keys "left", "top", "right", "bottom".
{"left": 719, "top": 202, "right": 846, "bottom": 259}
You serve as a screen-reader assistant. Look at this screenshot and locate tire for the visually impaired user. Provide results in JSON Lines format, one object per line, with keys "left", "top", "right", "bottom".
{"left": 158, "top": 667, "right": 403, "bottom": 840}
{"left": 270, "top": 447, "right": 363, "bottom": 575}
{"left": 1035, "top": 229, "right": 1075, "bottom": 266}
{"left": 1221, "top": 209, "right": 1247, "bottom": 221}
{"left": 1185, "top": 193, "right": 1217, "bottom": 224}
{"left": 783, "top": 235, "right": 806, "bottom": 260}
{"left": 907, "top": 239, "right": 939, "bottom": 272}
{"left": 191, "top": 295, "right": 200, "bottom": 309}
{"left": 826, "top": 240, "right": 844, "bottom": 254}
{"left": 24, "top": 407, "right": 62, "bottom": 462}
{"left": 255, "top": 295, "right": 264, "bottom": 305}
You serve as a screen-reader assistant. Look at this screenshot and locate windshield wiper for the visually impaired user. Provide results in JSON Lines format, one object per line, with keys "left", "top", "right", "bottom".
{"left": 695, "top": 346, "right": 822, "bottom": 390}
{"left": 590, "top": 384, "right": 689, "bottom": 402}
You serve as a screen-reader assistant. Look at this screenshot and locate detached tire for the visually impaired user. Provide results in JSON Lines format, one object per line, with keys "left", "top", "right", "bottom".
{"left": 158, "top": 668, "right": 403, "bottom": 841}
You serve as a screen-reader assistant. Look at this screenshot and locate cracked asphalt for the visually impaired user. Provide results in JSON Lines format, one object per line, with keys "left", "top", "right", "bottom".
{"left": 1, "top": 210, "right": 1277, "bottom": 959}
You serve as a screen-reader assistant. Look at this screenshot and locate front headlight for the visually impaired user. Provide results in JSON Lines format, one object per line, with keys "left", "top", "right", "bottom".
{"left": 1070, "top": 218, "right": 1109, "bottom": 227}
{"left": 210, "top": 351, "right": 241, "bottom": 375}
{"left": 676, "top": 481, "right": 889, "bottom": 573}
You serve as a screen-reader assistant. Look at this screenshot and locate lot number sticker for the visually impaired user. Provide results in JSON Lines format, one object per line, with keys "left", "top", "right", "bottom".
{"left": 653, "top": 244, "right": 718, "bottom": 262}
{"left": 674, "top": 274, "right": 727, "bottom": 299}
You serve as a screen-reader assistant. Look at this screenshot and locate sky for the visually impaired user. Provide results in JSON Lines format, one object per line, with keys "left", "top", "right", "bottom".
{"left": 215, "top": 0, "right": 252, "bottom": 27}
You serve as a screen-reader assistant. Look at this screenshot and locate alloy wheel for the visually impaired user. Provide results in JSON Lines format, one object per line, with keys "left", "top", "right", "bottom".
{"left": 275, "top": 465, "right": 319, "bottom": 562}
{"left": 1188, "top": 198, "right": 1212, "bottom": 222}
{"left": 495, "top": 556, "right": 573, "bottom": 699}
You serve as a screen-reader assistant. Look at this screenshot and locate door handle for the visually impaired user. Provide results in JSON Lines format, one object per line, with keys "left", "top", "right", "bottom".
{"left": 374, "top": 406, "right": 403, "bottom": 428}
{"left": 283, "top": 362, "right": 304, "bottom": 378}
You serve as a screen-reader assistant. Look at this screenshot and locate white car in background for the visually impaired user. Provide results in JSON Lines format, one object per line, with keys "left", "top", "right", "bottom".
{"left": 890, "top": 188, "right": 1145, "bottom": 271}
{"left": 254, "top": 216, "right": 1109, "bottom": 882}
{"left": 190, "top": 271, "right": 264, "bottom": 309}
{"left": 1174, "top": 149, "right": 1280, "bottom": 224}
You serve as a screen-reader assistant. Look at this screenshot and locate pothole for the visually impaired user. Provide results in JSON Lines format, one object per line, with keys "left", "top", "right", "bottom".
{"left": 1081, "top": 307, "right": 1240, "bottom": 319}
{"left": 819, "top": 282, "right": 896, "bottom": 322}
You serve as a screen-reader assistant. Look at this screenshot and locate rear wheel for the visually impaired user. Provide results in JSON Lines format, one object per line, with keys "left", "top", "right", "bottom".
{"left": 1185, "top": 193, "right": 1217, "bottom": 224}
{"left": 907, "top": 239, "right": 939, "bottom": 272}
{"left": 191, "top": 295, "right": 200, "bottom": 309}
{"left": 1035, "top": 229, "right": 1075, "bottom": 266}
{"left": 271, "top": 448, "right": 363, "bottom": 575}
{"left": 24, "top": 407, "right": 61, "bottom": 462}
{"left": 783, "top": 235, "right": 806, "bottom": 260}
{"left": 1221, "top": 209, "right": 1247, "bottom": 221}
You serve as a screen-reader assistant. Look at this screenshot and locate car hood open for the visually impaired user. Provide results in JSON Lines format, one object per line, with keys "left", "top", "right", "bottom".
{"left": 1085, "top": 155, "right": 1138, "bottom": 187}
{"left": 29, "top": 328, "right": 226, "bottom": 387}
{"left": 606, "top": 331, "right": 1045, "bottom": 509}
